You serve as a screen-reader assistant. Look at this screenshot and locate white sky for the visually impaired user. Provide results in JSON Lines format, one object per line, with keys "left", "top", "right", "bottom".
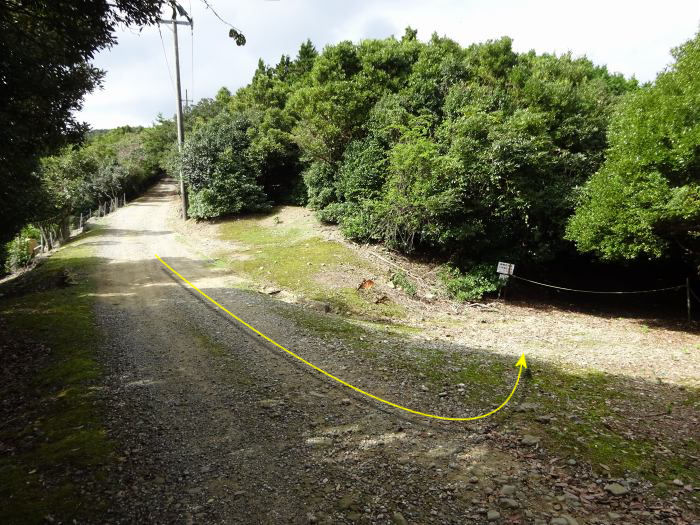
{"left": 79, "top": 0, "right": 700, "bottom": 129}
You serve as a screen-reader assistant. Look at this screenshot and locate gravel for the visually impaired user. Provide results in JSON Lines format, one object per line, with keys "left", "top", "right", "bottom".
{"left": 61, "top": 180, "right": 696, "bottom": 524}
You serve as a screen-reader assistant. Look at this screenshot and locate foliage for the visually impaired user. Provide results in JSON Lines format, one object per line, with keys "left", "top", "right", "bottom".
{"left": 0, "top": 0, "right": 164, "bottom": 243}
{"left": 3, "top": 225, "right": 41, "bottom": 273}
{"left": 439, "top": 264, "right": 503, "bottom": 301}
{"left": 567, "top": 32, "right": 700, "bottom": 264}
{"left": 390, "top": 271, "right": 416, "bottom": 296}
{"left": 180, "top": 112, "right": 271, "bottom": 219}
{"left": 0, "top": 123, "right": 175, "bottom": 270}
{"left": 235, "top": 31, "right": 635, "bottom": 265}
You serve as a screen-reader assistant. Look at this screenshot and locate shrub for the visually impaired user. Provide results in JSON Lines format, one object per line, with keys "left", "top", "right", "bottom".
{"left": 180, "top": 112, "right": 271, "bottom": 219}
{"left": 336, "top": 138, "right": 387, "bottom": 203}
{"left": 302, "top": 161, "right": 338, "bottom": 210}
{"left": 3, "top": 225, "right": 40, "bottom": 273}
{"left": 439, "top": 263, "right": 503, "bottom": 301}
{"left": 391, "top": 271, "right": 416, "bottom": 296}
{"left": 317, "top": 202, "right": 349, "bottom": 224}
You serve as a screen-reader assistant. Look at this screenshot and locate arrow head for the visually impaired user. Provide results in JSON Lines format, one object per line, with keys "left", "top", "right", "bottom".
{"left": 515, "top": 353, "right": 527, "bottom": 369}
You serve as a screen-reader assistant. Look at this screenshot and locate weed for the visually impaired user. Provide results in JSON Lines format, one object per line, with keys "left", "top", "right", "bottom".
{"left": 391, "top": 271, "right": 416, "bottom": 296}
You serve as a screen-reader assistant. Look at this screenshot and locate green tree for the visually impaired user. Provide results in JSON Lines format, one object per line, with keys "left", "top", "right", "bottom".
{"left": 0, "top": 0, "right": 164, "bottom": 243}
{"left": 180, "top": 112, "right": 270, "bottom": 219}
{"left": 567, "top": 33, "right": 700, "bottom": 265}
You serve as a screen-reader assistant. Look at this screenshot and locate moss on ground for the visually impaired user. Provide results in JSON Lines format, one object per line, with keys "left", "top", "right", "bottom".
{"left": 0, "top": 229, "right": 111, "bottom": 523}
{"left": 217, "top": 213, "right": 407, "bottom": 319}
{"left": 276, "top": 303, "right": 699, "bottom": 491}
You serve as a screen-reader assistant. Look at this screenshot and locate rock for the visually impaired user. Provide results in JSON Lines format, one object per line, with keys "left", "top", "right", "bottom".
{"left": 261, "top": 286, "right": 281, "bottom": 295}
{"left": 672, "top": 478, "right": 684, "bottom": 486}
{"left": 604, "top": 483, "right": 629, "bottom": 496}
{"left": 306, "top": 300, "right": 331, "bottom": 313}
{"left": 420, "top": 385, "right": 429, "bottom": 392}
{"left": 305, "top": 437, "right": 332, "bottom": 448}
{"left": 468, "top": 476, "right": 479, "bottom": 483}
{"left": 536, "top": 415, "right": 554, "bottom": 423}
{"left": 521, "top": 434, "right": 540, "bottom": 446}
{"left": 500, "top": 498, "right": 519, "bottom": 509}
{"left": 567, "top": 459, "right": 577, "bottom": 466}
{"left": 424, "top": 292, "right": 436, "bottom": 301}
{"left": 500, "top": 484, "right": 516, "bottom": 496}
{"left": 607, "top": 512, "right": 622, "bottom": 520}
{"left": 487, "top": 510, "right": 500, "bottom": 521}
{"left": 550, "top": 519, "right": 568, "bottom": 525}
{"left": 438, "top": 392, "right": 448, "bottom": 397}
{"left": 392, "top": 511, "right": 408, "bottom": 525}
{"left": 515, "top": 402, "right": 541, "bottom": 412}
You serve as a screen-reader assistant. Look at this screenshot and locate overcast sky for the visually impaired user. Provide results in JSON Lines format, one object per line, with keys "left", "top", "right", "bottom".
{"left": 79, "top": 0, "right": 700, "bottom": 129}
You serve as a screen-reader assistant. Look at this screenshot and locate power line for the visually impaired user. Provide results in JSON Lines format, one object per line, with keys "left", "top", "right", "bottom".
{"left": 200, "top": 0, "right": 246, "bottom": 45}
{"left": 157, "top": 24, "right": 176, "bottom": 95}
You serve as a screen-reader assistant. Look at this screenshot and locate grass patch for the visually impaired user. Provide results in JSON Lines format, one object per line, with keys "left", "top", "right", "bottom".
{"left": 218, "top": 214, "right": 407, "bottom": 319}
{"left": 191, "top": 331, "right": 228, "bottom": 357}
{"left": 0, "top": 230, "right": 111, "bottom": 523}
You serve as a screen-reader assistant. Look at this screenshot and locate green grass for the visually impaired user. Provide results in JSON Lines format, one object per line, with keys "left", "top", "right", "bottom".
{"left": 0, "top": 230, "right": 111, "bottom": 523}
{"left": 218, "top": 214, "right": 407, "bottom": 319}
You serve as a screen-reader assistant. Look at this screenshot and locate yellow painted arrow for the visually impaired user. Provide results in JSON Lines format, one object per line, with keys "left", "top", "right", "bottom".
{"left": 156, "top": 254, "right": 527, "bottom": 421}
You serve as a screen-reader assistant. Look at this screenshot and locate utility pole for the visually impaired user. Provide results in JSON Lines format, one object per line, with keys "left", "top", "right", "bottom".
{"left": 159, "top": 2, "right": 192, "bottom": 220}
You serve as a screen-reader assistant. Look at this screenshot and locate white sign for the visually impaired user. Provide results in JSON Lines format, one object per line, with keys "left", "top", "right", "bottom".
{"left": 496, "top": 262, "right": 515, "bottom": 275}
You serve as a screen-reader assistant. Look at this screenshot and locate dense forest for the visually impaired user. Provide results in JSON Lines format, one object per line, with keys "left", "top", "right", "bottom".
{"left": 4, "top": 28, "right": 699, "bottom": 299}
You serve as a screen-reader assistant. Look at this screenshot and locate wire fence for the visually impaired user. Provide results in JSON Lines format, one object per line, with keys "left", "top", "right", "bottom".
{"left": 509, "top": 274, "right": 687, "bottom": 295}
{"left": 506, "top": 272, "right": 699, "bottom": 321}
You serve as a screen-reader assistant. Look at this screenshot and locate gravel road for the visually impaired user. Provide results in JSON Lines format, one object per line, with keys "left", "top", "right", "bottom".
{"left": 93, "top": 180, "right": 484, "bottom": 524}
{"left": 89, "top": 181, "right": 696, "bottom": 524}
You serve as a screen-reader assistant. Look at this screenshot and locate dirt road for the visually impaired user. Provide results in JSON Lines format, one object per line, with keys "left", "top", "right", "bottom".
{"left": 89, "top": 181, "right": 696, "bottom": 524}
{"left": 94, "top": 180, "right": 487, "bottom": 524}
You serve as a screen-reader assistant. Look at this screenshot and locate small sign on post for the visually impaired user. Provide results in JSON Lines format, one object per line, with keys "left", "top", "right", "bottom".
{"left": 497, "top": 262, "right": 515, "bottom": 300}
{"left": 496, "top": 262, "right": 515, "bottom": 276}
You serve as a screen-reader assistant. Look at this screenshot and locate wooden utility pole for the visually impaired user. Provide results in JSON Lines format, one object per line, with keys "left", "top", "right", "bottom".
{"left": 159, "top": 3, "right": 192, "bottom": 220}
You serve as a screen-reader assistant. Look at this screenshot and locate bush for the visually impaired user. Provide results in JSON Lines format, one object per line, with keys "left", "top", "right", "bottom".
{"left": 317, "top": 202, "right": 349, "bottom": 224}
{"left": 181, "top": 112, "right": 271, "bottom": 219}
{"left": 302, "top": 161, "right": 338, "bottom": 210}
{"left": 3, "top": 225, "right": 40, "bottom": 273}
{"left": 338, "top": 200, "right": 385, "bottom": 243}
{"left": 391, "top": 271, "right": 416, "bottom": 296}
{"left": 439, "top": 263, "right": 503, "bottom": 301}
{"left": 336, "top": 138, "right": 387, "bottom": 202}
